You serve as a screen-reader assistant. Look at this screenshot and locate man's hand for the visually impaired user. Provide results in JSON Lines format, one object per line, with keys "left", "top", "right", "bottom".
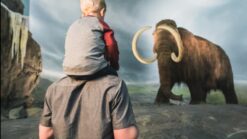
{"left": 39, "top": 124, "right": 54, "bottom": 139}
{"left": 114, "top": 125, "right": 139, "bottom": 139}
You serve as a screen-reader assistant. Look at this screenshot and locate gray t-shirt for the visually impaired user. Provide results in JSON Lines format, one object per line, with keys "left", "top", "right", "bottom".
{"left": 40, "top": 75, "right": 136, "bottom": 139}
{"left": 63, "top": 16, "right": 108, "bottom": 76}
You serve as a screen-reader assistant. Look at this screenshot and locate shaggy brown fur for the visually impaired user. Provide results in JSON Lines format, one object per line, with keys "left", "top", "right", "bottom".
{"left": 154, "top": 19, "right": 238, "bottom": 104}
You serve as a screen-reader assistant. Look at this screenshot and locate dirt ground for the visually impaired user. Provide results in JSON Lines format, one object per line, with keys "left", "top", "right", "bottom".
{"left": 1, "top": 82, "right": 247, "bottom": 139}
{"left": 134, "top": 104, "right": 247, "bottom": 139}
{"left": 1, "top": 104, "right": 247, "bottom": 139}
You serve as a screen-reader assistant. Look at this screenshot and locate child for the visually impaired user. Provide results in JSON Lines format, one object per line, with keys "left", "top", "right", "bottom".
{"left": 63, "top": 0, "right": 119, "bottom": 79}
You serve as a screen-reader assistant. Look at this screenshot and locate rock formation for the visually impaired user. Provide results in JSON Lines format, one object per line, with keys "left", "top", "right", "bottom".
{"left": 1, "top": 0, "right": 42, "bottom": 118}
{"left": 1, "top": 0, "right": 24, "bottom": 14}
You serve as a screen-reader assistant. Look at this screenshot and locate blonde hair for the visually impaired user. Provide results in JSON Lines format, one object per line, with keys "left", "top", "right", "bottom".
{"left": 80, "top": 0, "right": 106, "bottom": 14}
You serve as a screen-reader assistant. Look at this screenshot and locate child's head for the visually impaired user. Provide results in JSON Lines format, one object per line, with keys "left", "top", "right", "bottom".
{"left": 80, "top": 0, "right": 106, "bottom": 19}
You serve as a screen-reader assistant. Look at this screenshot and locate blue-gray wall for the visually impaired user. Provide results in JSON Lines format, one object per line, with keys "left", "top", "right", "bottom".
{"left": 22, "top": 0, "right": 29, "bottom": 16}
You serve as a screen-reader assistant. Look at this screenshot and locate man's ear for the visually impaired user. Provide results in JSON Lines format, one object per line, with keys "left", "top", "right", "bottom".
{"left": 100, "top": 8, "right": 106, "bottom": 17}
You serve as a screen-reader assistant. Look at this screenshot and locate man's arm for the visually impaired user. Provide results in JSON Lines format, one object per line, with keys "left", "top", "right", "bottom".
{"left": 114, "top": 125, "right": 139, "bottom": 139}
{"left": 39, "top": 124, "right": 54, "bottom": 139}
{"left": 39, "top": 85, "right": 54, "bottom": 139}
{"left": 111, "top": 81, "right": 139, "bottom": 138}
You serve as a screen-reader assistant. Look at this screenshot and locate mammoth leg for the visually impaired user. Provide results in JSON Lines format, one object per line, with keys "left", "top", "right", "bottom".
{"left": 189, "top": 85, "right": 206, "bottom": 104}
{"left": 223, "top": 90, "right": 238, "bottom": 104}
{"left": 155, "top": 87, "right": 169, "bottom": 104}
{"left": 202, "top": 89, "right": 209, "bottom": 103}
{"left": 221, "top": 83, "right": 238, "bottom": 104}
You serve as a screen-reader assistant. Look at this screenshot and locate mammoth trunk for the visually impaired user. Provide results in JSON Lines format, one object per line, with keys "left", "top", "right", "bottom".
{"left": 165, "top": 92, "right": 183, "bottom": 101}
{"left": 160, "top": 84, "right": 183, "bottom": 101}
{"left": 158, "top": 59, "right": 183, "bottom": 102}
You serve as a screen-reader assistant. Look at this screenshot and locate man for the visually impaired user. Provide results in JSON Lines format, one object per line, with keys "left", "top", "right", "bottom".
{"left": 39, "top": 0, "right": 138, "bottom": 138}
{"left": 39, "top": 76, "right": 138, "bottom": 139}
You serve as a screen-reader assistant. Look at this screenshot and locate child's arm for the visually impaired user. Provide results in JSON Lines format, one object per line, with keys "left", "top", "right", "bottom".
{"left": 99, "top": 20, "right": 120, "bottom": 70}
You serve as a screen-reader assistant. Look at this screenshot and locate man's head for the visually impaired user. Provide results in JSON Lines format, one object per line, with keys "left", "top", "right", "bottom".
{"left": 80, "top": 0, "right": 106, "bottom": 19}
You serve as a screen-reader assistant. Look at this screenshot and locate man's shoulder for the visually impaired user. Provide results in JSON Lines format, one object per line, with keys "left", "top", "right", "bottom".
{"left": 49, "top": 76, "right": 68, "bottom": 86}
{"left": 89, "top": 75, "right": 123, "bottom": 88}
{"left": 87, "top": 75, "right": 127, "bottom": 96}
{"left": 86, "top": 75, "right": 127, "bottom": 101}
{"left": 48, "top": 75, "right": 123, "bottom": 89}
{"left": 46, "top": 75, "right": 126, "bottom": 95}
{"left": 47, "top": 76, "right": 84, "bottom": 90}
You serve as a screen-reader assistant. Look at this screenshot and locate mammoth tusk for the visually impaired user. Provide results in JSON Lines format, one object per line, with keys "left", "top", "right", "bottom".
{"left": 157, "top": 25, "right": 184, "bottom": 63}
{"left": 132, "top": 26, "right": 157, "bottom": 64}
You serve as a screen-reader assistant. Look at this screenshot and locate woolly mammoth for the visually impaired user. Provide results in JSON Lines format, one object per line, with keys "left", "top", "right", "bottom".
{"left": 132, "top": 19, "right": 238, "bottom": 104}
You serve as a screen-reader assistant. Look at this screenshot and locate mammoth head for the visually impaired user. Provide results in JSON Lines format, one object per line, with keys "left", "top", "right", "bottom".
{"left": 132, "top": 19, "right": 184, "bottom": 64}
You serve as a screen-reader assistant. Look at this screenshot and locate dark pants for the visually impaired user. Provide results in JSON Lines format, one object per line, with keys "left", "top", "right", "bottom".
{"left": 69, "top": 66, "right": 118, "bottom": 80}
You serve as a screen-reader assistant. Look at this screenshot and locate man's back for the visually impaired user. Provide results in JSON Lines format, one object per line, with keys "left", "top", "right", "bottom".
{"left": 40, "top": 75, "right": 136, "bottom": 139}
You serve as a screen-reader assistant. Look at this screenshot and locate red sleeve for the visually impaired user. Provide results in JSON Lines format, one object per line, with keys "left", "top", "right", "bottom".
{"left": 99, "top": 19, "right": 120, "bottom": 71}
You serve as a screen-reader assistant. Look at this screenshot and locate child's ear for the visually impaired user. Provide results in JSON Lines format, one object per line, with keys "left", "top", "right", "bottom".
{"left": 100, "top": 8, "right": 106, "bottom": 17}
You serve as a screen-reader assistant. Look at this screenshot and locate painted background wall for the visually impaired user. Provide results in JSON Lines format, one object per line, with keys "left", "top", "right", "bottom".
{"left": 29, "top": 0, "right": 247, "bottom": 83}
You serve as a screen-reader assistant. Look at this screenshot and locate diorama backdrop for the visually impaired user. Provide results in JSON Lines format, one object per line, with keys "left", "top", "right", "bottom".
{"left": 30, "top": 0, "right": 247, "bottom": 83}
